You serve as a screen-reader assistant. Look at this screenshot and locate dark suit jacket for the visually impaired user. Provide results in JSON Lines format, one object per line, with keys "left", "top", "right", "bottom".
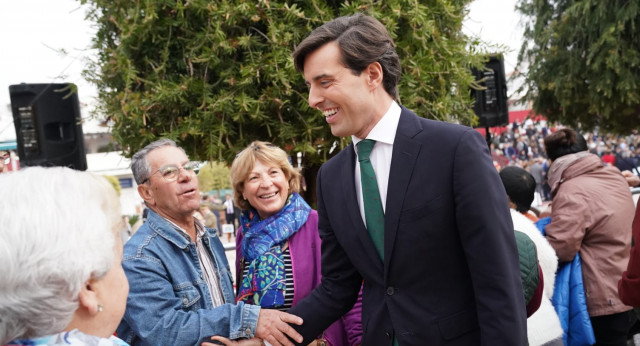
{"left": 288, "top": 107, "right": 527, "bottom": 345}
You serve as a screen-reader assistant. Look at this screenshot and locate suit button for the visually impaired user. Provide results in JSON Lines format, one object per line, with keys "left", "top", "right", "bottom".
{"left": 385, "top": 332, "right": 391, "bottom": 339}
{"left": 386, "top": 287, "right": 395, "bottom": 295}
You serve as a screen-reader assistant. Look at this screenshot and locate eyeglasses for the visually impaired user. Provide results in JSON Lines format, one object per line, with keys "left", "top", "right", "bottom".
{"left": 141, "top": 161, "right": 202, "bottom": 184}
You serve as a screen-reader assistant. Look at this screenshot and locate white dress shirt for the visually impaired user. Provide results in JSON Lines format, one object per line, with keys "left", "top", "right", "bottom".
{"left": 352, "top": 101, "right": 401, "bottom": 225}
{"left": 224, "top": 199, "right": 234, "bottom": 214}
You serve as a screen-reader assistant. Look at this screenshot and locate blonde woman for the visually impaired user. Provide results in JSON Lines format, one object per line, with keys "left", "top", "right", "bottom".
{"left": 227, "top": 141, "right": 362, "bottom": 346}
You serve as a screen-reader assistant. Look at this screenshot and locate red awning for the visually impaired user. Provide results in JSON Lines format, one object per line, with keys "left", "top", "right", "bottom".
{"left": 475, "top": 110, "right": 546, "bottom": 137}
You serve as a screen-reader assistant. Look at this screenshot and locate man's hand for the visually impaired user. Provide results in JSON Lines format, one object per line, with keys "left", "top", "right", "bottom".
{"left": 202, "top": 336, "right": 264, "bottom": 346}
{"left": 622, "top": 170, "right": 640, "bottom": 187}
{"left": 255, "top": 309, "right": 303, "bottom": 346}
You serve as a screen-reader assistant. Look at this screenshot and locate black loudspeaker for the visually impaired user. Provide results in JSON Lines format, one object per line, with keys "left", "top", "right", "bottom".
{"left": 9, "top": 83, "right": 87, "bottom": 170}
{"left": 471, "top": 55, "right": 509, "bottom": 128}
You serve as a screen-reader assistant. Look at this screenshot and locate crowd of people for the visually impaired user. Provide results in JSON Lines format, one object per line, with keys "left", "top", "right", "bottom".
{"left": 3, "top": 12, "right": 640, "bottom": 346}
{"left": 489, "top": 119, "right": 640, "bottom": 204}
{"left": 490, "top": 118, "right": 640, "bottom": 171}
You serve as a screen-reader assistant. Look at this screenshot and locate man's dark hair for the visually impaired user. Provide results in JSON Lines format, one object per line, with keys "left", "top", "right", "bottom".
{"left": 292, "top": 13, "right": 401, "bottom": 100}
{"left": 499, "top": 166, "right": 536, "bottom": 213}
{"left": 544, "top": 128, "right": 588, "bottom": 161}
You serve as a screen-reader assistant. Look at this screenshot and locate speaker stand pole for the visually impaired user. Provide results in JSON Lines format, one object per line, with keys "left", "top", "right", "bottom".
{"left": 485, "top": 126, "right": 491, "bottom": 149}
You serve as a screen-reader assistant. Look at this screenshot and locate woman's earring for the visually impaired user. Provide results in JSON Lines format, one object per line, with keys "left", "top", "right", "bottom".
{"left": 97, "top": 304, "right": 103, "bottom": 312}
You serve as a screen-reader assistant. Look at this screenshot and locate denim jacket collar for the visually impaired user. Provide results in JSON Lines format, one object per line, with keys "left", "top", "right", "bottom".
{"left": 145, "top": 209, "right": 218, "bottom": 249}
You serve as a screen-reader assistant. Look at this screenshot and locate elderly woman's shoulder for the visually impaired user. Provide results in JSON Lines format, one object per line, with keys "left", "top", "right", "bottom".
{"left": 307, "top": 209, "right": 319, "bottom": 224}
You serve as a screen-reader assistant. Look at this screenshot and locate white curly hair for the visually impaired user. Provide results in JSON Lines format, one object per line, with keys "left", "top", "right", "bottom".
{"left": 0, "top": 167, "right": 122, "bottom": 343}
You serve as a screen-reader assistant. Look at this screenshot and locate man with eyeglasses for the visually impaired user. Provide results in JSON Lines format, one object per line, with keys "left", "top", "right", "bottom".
{"left": 117, "top": 139, "right": 303, "bottom": 346}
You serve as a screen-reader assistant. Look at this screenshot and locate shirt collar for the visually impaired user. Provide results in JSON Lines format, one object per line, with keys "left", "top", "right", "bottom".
{"left": 165, "top": 217, "right": 204, "bottom": 241}
{"left": 352, "top": 100, "right": 401, "bottom": 148}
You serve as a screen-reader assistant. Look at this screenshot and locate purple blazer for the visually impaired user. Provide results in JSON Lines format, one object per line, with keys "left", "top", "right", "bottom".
{"left": 236, "top": 210, "right": 362, "bottom": 345}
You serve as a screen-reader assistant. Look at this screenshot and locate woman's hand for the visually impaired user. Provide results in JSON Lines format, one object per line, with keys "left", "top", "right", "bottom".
{"left": 202, "top": 336, "right": 264, "bottom": 346}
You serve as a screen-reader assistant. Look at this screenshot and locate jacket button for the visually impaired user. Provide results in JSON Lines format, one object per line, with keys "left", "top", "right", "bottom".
{"left": 386, "top": 287, "right": 395, "bottom": 296}
{"left": 182, "top": 297, "right": 188, "bottom": 305}
{"left": 245, "top": 327, "right": 252, "bottom": 336}
{"left": 385, "top": 332, "right": 391, "bottom": 339}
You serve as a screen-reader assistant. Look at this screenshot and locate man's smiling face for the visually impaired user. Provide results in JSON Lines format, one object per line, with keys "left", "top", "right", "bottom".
{"left": 304, "top": 42, "right": 379, "bottom": 139}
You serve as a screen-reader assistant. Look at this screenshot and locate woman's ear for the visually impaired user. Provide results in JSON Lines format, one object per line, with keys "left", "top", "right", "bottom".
{"left": 78, "top": 280, "right": 100, "bottom": 315}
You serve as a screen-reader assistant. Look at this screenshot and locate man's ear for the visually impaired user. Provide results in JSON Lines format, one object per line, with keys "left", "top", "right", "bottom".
{"left": 78, "top": 280, "right": 100, "bottom": 315}
{"left": 366, "top": 61, "right": 384, "bottom": 90}
{"left": 138, "top": 184, "right": 155, "bottom": 207}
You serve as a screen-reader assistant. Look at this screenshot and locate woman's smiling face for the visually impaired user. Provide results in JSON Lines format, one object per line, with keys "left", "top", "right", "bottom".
{"left": 243, "top": 159, "right": 290, "bottom": 219}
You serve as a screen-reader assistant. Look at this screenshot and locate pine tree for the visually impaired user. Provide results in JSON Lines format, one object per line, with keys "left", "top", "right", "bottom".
{"left": 80, "top": 0, "right": 487, "bottom": 203}
{"left": 516, "top": 0, "right": 640, "bottom": 132}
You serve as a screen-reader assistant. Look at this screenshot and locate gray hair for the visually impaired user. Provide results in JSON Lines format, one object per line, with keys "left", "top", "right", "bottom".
{"left": 131, "top": 138, "right": 186, "bottom": 184}
{"left": 0, "top": 167, "right": 122, "bottom": 343}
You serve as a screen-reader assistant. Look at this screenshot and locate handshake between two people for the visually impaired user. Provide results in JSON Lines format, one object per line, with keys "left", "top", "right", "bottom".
{"left": 202, "top": 309, "right": 305, "bottom": 346}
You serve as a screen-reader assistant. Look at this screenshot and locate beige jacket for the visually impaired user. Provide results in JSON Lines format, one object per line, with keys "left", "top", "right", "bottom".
{"left": 546, "top": 152, "right": 634, "bottom": 316}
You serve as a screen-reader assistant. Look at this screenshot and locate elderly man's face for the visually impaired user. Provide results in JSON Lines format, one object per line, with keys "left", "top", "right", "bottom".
{"left": 141, "top": 146, "right": 201, "bottom": 221}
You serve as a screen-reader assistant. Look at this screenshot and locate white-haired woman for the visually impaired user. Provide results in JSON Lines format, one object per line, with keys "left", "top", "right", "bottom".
{"left": 0, "top": 167, "right": 130, "bottom": 345}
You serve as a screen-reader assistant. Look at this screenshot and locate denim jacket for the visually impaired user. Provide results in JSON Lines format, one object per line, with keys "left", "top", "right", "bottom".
{"left": 116, "top": 209, "right": 260, "bottom": 346}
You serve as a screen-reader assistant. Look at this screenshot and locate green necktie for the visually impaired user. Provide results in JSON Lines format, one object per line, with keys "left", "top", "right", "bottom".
{"left": 357, "top": 139, "right": 385, "bottom": 260}
{"left": 358, "top": 140, "right": 399, "bottom": 345}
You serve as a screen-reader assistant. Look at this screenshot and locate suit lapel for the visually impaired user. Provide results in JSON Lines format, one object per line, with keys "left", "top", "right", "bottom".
{"left": 384, "top": 108, "right": 423, "bottom": 276}
{"left": 341, "top": 143, "right": 384, "bottom": 267}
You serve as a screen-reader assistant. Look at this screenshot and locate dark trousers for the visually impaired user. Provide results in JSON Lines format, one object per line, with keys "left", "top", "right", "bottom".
{"left": 225, "top": 211, "right": 236, "bottom": 232}
{"left": 591, "top": 311, "right": 631, "bottom": 346}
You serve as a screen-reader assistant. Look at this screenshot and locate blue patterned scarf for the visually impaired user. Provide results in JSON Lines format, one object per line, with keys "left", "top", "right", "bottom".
{"left": 237, "top": 193, "right": 311, "bottom": 308}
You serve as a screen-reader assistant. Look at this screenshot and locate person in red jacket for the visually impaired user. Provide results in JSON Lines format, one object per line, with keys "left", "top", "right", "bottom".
{"left": 602, "top": 149, "right": 616, "bottom": 166}
{"left": 619, "top": 169, "right": 640, "bottom": 306}
{"left": 619, "top": 204, "right": 640, "bottom": 306}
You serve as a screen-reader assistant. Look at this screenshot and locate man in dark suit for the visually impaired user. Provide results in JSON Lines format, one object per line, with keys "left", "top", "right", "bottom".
{"left": 286, "top": 14, "right": 527, "bottom": 345}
